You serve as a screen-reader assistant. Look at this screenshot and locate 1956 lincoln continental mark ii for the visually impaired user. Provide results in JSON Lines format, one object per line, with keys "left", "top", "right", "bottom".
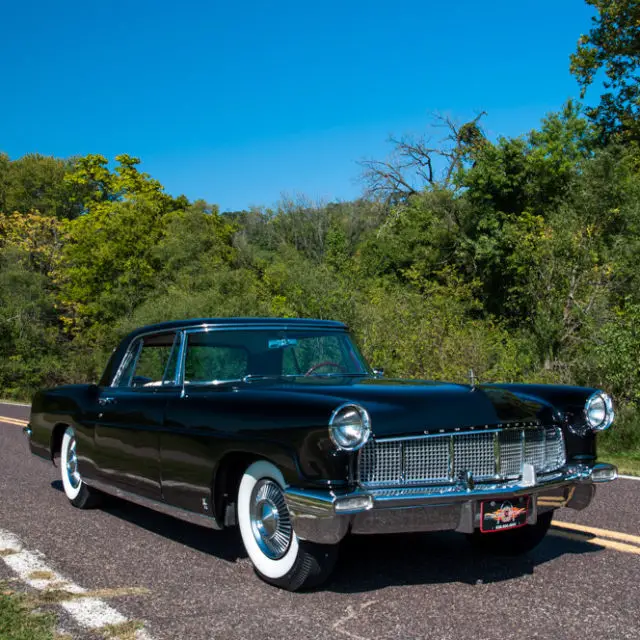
{"left": 25, "top": 318, "right": 618, "bottom": 590}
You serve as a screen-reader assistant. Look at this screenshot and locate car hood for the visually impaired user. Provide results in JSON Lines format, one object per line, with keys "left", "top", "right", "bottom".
{"left": 264, "top": 378, "right": 554, "bottom": 438}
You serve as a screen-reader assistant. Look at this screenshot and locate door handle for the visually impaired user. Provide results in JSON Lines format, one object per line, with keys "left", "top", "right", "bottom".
{"left": 98, "top": 396, "right": 117, "bottom": 406}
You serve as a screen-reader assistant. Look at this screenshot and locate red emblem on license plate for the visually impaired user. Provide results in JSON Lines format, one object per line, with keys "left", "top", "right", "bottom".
{"left": 480, "top": 497, "right": 529, "bottom": 532}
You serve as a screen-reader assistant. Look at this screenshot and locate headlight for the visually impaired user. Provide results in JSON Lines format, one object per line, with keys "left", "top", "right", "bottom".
{"left": 585, "top": 391, "right": 614, "bottom": 431}
{"left": 329, "top": 403, "right": 371, "bottom": 451}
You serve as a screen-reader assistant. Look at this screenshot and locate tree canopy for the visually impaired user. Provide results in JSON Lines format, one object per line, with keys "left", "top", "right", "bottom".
{"left": 571, "top": 0, "right": 640, "bottom": 142}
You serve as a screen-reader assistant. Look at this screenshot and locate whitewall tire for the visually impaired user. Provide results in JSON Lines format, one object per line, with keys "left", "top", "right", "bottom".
{"left": 60, "top": 426, "right": 100, "bottom": 509}
{"left": 237, "top": 460, "right": 338, "bottom": 590}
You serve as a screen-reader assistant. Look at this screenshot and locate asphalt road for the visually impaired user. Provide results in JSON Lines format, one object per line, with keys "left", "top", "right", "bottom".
{"left": 1, "top": 402, "right": 639, "bottom": 640}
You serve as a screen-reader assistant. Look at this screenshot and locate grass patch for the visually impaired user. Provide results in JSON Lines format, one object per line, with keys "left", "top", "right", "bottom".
{"left": 599, "top": 452, "right": 640, "bottom": 476}
{"left": 27, "top": 571, "right": 56, "bottom": 581}
{"left": 26, "top": 586, "right": 150, "bottom": 606}
{"left": 33, "top": 589, "right": 77, "bottom": 605}
{"left": 101, "top": 620, "right": 143, "bottom": 640}
{"left": 0, "top": 584, "right": 58, "bottom": 640}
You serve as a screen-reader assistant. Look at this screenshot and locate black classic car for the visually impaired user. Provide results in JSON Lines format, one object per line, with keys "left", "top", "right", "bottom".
{"left": 25, "top": 318, "right": 617, "bottom": 590}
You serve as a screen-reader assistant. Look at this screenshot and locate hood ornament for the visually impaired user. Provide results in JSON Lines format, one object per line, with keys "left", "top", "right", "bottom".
{"left": 468, "top": 369, "right": 477, "bottom": 390}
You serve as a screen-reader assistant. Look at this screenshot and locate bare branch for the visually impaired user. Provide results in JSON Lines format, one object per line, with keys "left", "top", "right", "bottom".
{"left": 359, "top": 112, "right": 488, "bottom": 204}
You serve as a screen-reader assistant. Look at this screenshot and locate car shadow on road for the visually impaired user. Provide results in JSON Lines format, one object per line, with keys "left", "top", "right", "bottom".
{"left": 327, "top": 528, "right": 601, "bottom": 593}
{"left": 50, "top": 480, "right": 246, "bottom": 562}
{"left": 50, "top": 480, "right": 601, "bottom": 591}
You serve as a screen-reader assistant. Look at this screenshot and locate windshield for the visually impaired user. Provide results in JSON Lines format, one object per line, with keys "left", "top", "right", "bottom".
{"left": 183, "top": 329, "right": 371, "bottom": 385}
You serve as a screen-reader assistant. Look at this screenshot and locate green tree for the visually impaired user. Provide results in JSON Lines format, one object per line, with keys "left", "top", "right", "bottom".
{"left": 55, "top": 155, "right": 185, "bottom": 331}
{"left": 0, "top": 153, "right": 82, "bottom": 219}
{"left": 570, "top": 0, "right": 640, "bottom": 142}
{"left": 0, "top": 247, "right": 63, "bottom": 398}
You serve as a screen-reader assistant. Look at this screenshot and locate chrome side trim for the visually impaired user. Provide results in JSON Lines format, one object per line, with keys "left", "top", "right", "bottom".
{"left": 84, "top": 477, "right": 222, "bottom": 530}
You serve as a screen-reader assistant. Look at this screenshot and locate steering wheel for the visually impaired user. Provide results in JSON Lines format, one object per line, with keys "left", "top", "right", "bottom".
{"left": 304, "top": 361, "right": 347, "bottom": 376}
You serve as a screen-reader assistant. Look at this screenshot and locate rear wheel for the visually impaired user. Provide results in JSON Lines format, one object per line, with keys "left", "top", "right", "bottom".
{"left": 467, "top": 511, "right": 553, "bottom": 555}
{"left": 237, "top": 460, "right": 338, "bottom": 591}
{"left": 60, "top": 426, "right": 100, "bottom": 509}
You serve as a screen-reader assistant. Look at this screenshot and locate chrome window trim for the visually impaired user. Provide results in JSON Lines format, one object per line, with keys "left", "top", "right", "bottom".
{"left": 174, "top": 330, "right": 187, "bottom": 388}
{"left": 110, "top": 339, "right": 138, "bottom": 387}
{"left": 161, "top": 333, "right": 181, "bottom": 385}
{"left": 177, "top": 325, "right": 361, "bottom": 392}
{"left": 110, "top": 323, "right": 359, "bottom": 392}
{"left": 111, "top": 323, "right": 342, "bottom": 380}
{"left": 110, "top": 329, "right": 179, "bottom": 388}
{"left": 171, "top": 323, "right": 349, "bottom": 334}
{"left": 111, "top": 338, "right": 144, "bottom": 388}
{"left": 108, "top": 322, "right": 352, "bottom": 387}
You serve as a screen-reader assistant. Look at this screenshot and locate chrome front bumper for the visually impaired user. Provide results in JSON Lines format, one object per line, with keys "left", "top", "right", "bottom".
{"left": 284, "top": 462, "right": 618, "bottom": 544}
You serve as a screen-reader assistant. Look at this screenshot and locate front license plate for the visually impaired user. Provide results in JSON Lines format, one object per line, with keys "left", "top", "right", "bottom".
{"left": 480, "top": 496, "right": 529, "bottom": 533}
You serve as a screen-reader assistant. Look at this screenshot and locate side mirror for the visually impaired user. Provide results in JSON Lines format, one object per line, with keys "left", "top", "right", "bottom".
{"left": 373, "top": 367, "right": 385, "bottom": 378}
{"left": 87, "top": 383, "right": 101, "bottom": 398}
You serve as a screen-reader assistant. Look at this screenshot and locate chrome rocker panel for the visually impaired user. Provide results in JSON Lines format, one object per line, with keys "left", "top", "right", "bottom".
{"left": 284, "top": 462, "right": 618, "bottom": 544}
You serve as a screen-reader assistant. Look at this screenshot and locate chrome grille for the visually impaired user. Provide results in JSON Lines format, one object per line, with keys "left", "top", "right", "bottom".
{"left": 453, "top": 433, "right": 495, "bottom": 478}
{"left": 357, "top": 426, "right": 566, "bottom": 488}
{"left": 498, "top": 430, "right": 522, "bottom": 477}
{"left": 404, "top": 437, "right": 449, "bottom": 482}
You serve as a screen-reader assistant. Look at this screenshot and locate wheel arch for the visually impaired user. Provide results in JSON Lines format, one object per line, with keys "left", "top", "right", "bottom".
{"left": 212, "top": 450, "right": 289, "bottom": 528}
{"left": 50, "top": 422, "right": 71, "bottom": 463}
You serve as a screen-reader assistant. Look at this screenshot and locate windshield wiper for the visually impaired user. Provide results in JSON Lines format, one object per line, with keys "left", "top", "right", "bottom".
{"left": 301, "top": 373, "right": 369, "bottom": 378}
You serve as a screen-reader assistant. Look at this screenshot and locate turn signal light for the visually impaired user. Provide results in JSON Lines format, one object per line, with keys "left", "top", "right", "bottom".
{"left": 334, "top": 495, "right": 374, "bottom": 513}
{"left": 591, "top": 463, "right": 618, "bottom": 483}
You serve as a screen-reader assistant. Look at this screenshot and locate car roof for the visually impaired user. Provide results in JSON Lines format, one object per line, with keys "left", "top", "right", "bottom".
{"left": 126, "top": 317, "right": 347, "bottom": 339}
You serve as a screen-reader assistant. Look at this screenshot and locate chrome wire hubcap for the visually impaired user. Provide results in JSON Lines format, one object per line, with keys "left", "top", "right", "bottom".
{"left": 65, "top": 436, "right": 81, "bottom": 490}
{"left": 249, "top": 479, "right": 292, "bottom": 560}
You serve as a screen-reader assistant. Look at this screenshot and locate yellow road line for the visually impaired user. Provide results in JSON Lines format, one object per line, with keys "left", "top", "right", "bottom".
{"left": 552, "top": 520, "right": 640, "bottom": 546}
{"left": 551, "top": 529, "right": 640, "bottom": 555}
{"left": 0, "top": 416, "right": 28, "bottom": 427}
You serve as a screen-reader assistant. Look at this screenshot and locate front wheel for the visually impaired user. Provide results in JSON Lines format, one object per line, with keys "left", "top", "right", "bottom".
{"left": 60, "top": 426, "right": 100, "bottom": 509}
{"left": 467, "top": 511, "right": 553, "bottom": 555}
{"left": 237, "top": 460, "right": 338, "bottom": 591}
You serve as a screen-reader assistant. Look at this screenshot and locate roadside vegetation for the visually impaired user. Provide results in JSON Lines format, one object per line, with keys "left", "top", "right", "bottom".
{"left": 0, "top": 584, "right": 59, "bottom": 640}
{"left": 0, "top": 0, "right": 638, "bottom": 466}
{"left": 0, "top": 583, "right": 144, "bottom": 640}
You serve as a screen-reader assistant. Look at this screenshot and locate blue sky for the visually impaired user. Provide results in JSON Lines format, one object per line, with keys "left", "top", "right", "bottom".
{"left": 1, "top": 1, "right": 595, "bottom": 211}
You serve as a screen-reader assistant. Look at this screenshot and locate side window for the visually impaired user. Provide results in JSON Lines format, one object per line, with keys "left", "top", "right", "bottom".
{"left": 115, "top": 332, "right": 179, "bottom": 388}
{"left": 184, "top": 334, "right": 248, "bottom": 383}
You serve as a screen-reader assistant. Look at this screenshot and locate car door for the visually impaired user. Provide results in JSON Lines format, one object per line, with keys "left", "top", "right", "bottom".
{"left": 93, "top": 330, "right": 181, "bottom": 500}
{"left": 161, "top": 329, "right": 251, "bottom": 514}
